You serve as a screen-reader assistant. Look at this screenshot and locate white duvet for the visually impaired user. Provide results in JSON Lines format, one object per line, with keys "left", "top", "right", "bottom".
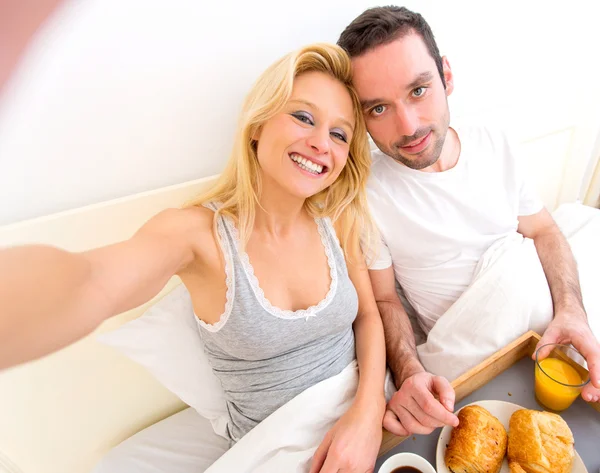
{"left": 205, "top": 203, "right": 600, "bottom": 473}
{"left": 419, "top": 203, "right": 600, "bottom": 380}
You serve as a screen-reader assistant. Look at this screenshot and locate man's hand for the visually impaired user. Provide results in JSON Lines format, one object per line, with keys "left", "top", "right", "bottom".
{"left": 520, "top": 209, "right": 600, "bottom": 402}
{"left": 384, "top": 371, "right": 459, "bottom": 436}
{"left": 369, "top": 267, "right": 459, "bottom": 435}
{"left": 534, "top": 311, "right": 600, "bottom": 403}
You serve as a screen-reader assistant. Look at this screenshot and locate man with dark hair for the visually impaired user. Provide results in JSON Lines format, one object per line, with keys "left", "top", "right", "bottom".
{"left": 339, "top": 6, "right": 600, "bottom": 437}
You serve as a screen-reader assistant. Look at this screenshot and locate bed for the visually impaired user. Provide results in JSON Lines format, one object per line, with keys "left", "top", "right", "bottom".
{"left": 0, "top": 176, "right": 218, "bottom": 473}
{"left": 0, "top": 125, "right": 598, "bottom": 472}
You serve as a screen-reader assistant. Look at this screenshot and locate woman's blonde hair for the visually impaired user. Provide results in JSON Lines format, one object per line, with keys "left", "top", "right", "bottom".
{"left": 188, "top": 43, "right": 376, "bottom": 262}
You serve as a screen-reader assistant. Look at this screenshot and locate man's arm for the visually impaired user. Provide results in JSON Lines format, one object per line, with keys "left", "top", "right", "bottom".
{"left": 518, "top": 208, "right": 584, "bottom": 313}
{"left": 369, "top": 267, "right": 458, "bottom": 435}
{"left": 370, "top": 267, "right": 421, "bottom": 386}
{"left": 518, "top": 208, "right": 600, "bottom": 401}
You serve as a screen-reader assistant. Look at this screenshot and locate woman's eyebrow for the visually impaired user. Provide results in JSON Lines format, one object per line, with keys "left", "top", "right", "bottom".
{"left": 289, "top": 99, "right": 354, "bottom": 133}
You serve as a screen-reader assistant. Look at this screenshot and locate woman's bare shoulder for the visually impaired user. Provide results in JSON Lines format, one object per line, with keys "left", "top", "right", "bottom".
{"left": 137, "top": 205, "right": 219, "bottom": 261}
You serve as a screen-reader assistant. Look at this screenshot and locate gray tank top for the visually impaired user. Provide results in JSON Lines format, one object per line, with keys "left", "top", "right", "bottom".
{"left": 196, "top": 203, "right": 358, "bottom": 441}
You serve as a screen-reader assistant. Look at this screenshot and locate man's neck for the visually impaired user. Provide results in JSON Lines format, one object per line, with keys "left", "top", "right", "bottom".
{"left": 426, "top": 127, "right": 461, "bottom": 173}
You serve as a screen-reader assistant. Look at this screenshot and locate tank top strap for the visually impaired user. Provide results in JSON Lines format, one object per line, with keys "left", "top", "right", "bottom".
{"left": 317, "top": 216, "right": 349, "bottom": 276}
{"left": 198, "top": 202, "right": 236, "bottom": 332}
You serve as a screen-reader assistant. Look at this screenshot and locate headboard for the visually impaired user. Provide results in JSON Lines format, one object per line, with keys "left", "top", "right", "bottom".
{"left": 0, "top": 175, "right": 217, "bottom": 473}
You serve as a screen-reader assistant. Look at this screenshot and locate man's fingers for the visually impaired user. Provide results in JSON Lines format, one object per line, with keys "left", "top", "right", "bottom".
{"left": 395, "top": 405, "right": 435, "bottom": 435}
{"left": 405, "top": 396, "right": 445, "bottom": 430}
{"left": 387, "top": 391, "right": 428, "bottom": 434}
{"left": 572, "top": 333, "right": 600, "bottom": 390}
{"left": 534, "top": 334, "right": 559, "bottom": 361}
{"left": 382, "top": 409, "right": 409, "bottom": 437}
{"left": 386, "top": 391, "right": 406, "bottom": 418}
{"left": 581, "top": 382, "right": 600, "bottom": 403}
{"left": 412, "top": 382, "right": 458, "bottom": 427}
{"left": 587, "top": 353, "right": 600, "bottom": 390}
{"left": 432, "top": 375, "right": 457, "bottom": 413}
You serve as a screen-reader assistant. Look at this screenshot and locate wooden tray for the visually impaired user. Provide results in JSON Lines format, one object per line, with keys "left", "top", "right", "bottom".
{"left": 378, "top": 330, "right": 600, "bottom": 456}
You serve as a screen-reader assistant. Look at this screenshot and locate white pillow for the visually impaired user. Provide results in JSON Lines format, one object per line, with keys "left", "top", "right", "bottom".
{"left": 97, "top": 284, "right": 228, "bottom": 435}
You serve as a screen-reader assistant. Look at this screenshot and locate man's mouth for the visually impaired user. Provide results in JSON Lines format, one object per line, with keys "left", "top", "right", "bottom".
{"left": 398, "top": 130, "right": 432, "bottom": 154}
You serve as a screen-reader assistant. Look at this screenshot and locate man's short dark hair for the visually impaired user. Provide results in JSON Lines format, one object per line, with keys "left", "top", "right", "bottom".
{"left": 338, "top": 6, "right": 446, "bottom": 88}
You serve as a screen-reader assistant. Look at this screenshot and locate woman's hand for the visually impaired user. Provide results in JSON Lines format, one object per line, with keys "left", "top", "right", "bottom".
{"left": 309, "top": 399, "right": 384, "bottom": 473}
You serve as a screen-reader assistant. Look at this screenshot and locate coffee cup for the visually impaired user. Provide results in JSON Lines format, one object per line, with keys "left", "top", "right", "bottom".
{"left": 378, "top": 452, "right": 436, "bottom": 473}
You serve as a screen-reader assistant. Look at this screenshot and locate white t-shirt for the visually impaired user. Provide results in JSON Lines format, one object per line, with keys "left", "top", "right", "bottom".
{"left": 367, "top": 125, "right": 543, "bottom": 333}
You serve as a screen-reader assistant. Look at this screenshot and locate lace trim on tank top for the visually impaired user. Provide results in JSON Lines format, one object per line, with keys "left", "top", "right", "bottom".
{"left": 196, "top": 204, "right": 236, "bottom": 333}
{"left": 225, "top": 214, "right": 338, "bottom": 321}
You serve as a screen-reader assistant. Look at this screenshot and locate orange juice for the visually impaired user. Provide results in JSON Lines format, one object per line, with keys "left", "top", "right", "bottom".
{"left": 535, "top": 357, "right": 583, "bottom": 411}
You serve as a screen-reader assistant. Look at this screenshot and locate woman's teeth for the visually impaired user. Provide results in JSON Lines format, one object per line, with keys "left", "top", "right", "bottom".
{"left": 289, "top": 153, "right": 324, "bottom": 175}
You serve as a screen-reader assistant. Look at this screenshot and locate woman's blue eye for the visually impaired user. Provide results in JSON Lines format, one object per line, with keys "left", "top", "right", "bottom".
{"left": 292, "top": 112, "right": 314, "bottom": 125}
{"left": 331, "top": 131, "right": 347, "bottom": 143}
{"left": 292, "top": 111, "right": 347, "bottom": 143}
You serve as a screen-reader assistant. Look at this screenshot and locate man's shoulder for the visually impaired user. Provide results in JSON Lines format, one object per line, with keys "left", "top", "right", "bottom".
{"left": 368, "top": 147, "right": 392, "bottom": 179}
{"left": 455, "top": 123, "right": 508, "bottom": 147}
{"left": 455, "top": 123, "right": 515, "bottom": 165}
{"left": 369, "top": 145, "right": 386, "bottom": 166}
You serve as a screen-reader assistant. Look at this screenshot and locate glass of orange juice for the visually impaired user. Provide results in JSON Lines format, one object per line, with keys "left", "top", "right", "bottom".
{"left": 534, "top": 343, "right": 590, "bottom": 412}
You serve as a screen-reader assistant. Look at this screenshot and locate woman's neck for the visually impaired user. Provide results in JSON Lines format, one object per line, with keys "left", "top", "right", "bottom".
{"left": 254, "top": 178, "right": 307, "bottom": 237}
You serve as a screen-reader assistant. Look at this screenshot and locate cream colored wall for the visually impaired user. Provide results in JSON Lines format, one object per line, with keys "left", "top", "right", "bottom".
{"left": 1, "top": 0, "right": 599, "bottom": 225}
{"left": 1, "top": 1, "right": 600, "bottom": 472}
{"left": 583, "top": 136, "right": 600, "bottom": 208}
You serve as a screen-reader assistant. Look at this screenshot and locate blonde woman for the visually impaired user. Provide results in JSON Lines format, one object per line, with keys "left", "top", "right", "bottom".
{"left": 0, "top": 44, "right": 386, "bottom": 472}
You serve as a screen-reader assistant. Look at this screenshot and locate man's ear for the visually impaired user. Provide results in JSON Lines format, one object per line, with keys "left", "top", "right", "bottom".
{"left": 442, "top": 56, "right": 454, "bottom": 96}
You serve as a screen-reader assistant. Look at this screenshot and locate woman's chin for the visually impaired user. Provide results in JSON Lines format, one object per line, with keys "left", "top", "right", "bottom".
{"left": 287, "top": 182, "right": 328, "bottom": 200}
{"left": 263, "top": 170, "right": 330, "bottom": 201}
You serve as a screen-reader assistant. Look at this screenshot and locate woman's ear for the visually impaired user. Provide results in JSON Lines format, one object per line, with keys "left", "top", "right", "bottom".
{"left": 251, "top": 126, "right": 262, "bottom": 142}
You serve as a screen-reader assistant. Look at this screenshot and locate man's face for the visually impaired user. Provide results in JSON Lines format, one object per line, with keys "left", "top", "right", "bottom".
{"left": 351, "top": 33, "right": 454, "bottom": 170}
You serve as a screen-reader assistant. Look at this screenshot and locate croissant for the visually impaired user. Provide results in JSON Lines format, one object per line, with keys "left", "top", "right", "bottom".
{"left": 445, "top": 405, "right": 507, "bottom": 473}
{"left": 507, "top": 409, "right": 574, "bottom": 473}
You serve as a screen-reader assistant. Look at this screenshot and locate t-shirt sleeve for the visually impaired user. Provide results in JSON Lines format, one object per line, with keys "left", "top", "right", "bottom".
{"left": 367, "top": 236, "right": 393, "bottom": 270}
{"left": 517, "top": 171, "right": 544, "bottom": 216}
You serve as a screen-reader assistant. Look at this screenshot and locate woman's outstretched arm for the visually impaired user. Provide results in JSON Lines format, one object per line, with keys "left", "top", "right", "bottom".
{"left": 0, "top": 207, "right": 207, "bottom": 370}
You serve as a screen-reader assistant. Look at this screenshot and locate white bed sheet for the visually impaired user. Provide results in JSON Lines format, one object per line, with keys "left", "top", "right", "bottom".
{"left": 90, "top": 203, "right": 599, "bottom": 473}
{"left": 91, "top": 408, "right": 229, "bottom": 473}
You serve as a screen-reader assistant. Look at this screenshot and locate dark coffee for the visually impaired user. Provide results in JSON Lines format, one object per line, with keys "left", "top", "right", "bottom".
{"left": 390, "top": 467, "right": 422, "bottom": 473}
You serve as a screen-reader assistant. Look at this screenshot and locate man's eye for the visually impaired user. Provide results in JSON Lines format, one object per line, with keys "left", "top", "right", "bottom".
{"left": 371, "top": 105, "right": 386, "bottom": 116}
{"left": 413, "top": 87, "right": 426, "bottom": 97}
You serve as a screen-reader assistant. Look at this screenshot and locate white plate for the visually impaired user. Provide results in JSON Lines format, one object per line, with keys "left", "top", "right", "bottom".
{"left": 435, "top": 400, "right": 588, "bottom": 473}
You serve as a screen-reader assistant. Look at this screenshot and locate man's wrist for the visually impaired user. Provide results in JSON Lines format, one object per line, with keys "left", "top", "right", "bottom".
{"left": 554, "top": 300, "right": 587, "bottom": 321}
{"left": 392, "top": 355, "right": 425, "bottom": 390}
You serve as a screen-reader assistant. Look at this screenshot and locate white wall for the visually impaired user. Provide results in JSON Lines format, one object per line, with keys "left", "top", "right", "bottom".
{"left": 1, "top": 0, "right": 599, "bottom": 224}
